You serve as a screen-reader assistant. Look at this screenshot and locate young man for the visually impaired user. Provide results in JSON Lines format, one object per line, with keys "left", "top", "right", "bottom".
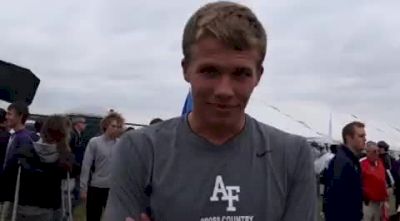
{"left": 0, "top": 102, "right": 34, "bottom": 213}
{"left": 104, "top": 2, "right": 317, "bottom": 221}
{"left": 360, "top": 141, "right": 387, "bottom": 221}
{"left": 323, "top": 121, "right": 366, "bottom": 221}
{"left": 80, "top": 112, "right": 124, "bottom": 221}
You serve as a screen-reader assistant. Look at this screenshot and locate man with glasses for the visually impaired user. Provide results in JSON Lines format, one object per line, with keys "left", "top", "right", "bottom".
{"left": 70, "top": 116, "right": 87, "bottom": 207}
{"left": 360, "top": 141, "right": 387, "bottom": 221}
{"left": 80, "top": 112, "right": 124, "bottom": 221}
{"left": 324, "top": 121, "right": 367, "bottom": 221}
{"left": 70, "top": 117, "right": 87, "bottom": 168}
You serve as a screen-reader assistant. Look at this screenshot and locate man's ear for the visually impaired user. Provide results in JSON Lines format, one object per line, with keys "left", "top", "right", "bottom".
{"left": 255, "top": 66, "right": 264, "bottom": 86}
{"left": 182, "top": 58, "right": 190, "bottom": 83}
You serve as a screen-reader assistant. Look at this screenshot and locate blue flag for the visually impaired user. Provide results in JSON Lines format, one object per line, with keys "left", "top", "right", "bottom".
{"left": 181, "top": 90, "right": 193, "bottom": 115}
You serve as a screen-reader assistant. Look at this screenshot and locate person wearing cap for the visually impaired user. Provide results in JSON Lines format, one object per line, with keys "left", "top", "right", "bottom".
{"left": 378, "top": 140, "right": 400, "bottom": 213}
{"left": 378, "top": 141, "right": 394, "bottom": 172}
{"left": 377, "top": 141, "right": 396, "bottom": 204}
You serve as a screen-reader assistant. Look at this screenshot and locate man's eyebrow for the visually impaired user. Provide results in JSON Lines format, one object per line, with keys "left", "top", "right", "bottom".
{"left": 234, "top": 67, "right": 252, "bottom": 71}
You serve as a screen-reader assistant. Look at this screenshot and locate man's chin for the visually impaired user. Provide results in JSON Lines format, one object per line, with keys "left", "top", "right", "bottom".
{"left": 208, "top": 114, "right": 243, "bottom": 125}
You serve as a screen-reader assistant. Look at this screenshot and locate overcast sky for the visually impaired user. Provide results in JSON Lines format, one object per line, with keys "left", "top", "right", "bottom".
{"left": 1, "top": 0, "right": 399, "bottom": 148}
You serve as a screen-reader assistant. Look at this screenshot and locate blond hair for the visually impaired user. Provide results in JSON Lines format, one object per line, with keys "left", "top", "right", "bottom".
{"left": 182, "top": 1, "right": 267, "bottom": 66}
{"left": 100, "top": 112, "right": 125, "bottom": 133}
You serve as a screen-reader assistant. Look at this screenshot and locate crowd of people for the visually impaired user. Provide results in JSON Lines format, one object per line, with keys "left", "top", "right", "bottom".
{"left": 1, "top": 100, "right": 398, "bottom": 221}
{"left": 313, "top": 122, "right": 399, "bottom": 221}
{"left": 0, "top": 102, "right": 163, "bottom": 221}
{"left": 0, "top": 1, "right": 398, "bottom": 221}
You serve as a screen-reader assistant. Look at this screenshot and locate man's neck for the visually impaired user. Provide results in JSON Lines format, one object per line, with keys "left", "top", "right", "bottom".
{"left": 188, "top": 112, "right": 245, "bottom": 145}
{"left": 104, "top": 133, "right": 116, "bottom": 141}
{"left": 74, "top": 126, "right": 81, "bottom": 134}
{"left": 367, "top": 157, "right": 377, "bottom": 165}
{"left": 13, "top": 124, "right": 25, "bottom": 132}
{"left": 346, "top": 144, "right": 360, "bottom": 157}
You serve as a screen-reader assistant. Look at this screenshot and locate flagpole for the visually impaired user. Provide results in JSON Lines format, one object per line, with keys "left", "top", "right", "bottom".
{"left": 328, "top": 112, "right": 333, "bottom": 142}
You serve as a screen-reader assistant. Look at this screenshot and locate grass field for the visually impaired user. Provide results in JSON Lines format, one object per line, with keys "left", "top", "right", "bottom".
{"left": 73, "top": 203, "right": 86, "bottom": 221}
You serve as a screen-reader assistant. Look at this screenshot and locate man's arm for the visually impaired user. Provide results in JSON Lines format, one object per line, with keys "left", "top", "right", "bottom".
{"left": 104, "top": 132, "right": 153, "bottom": 221}
{"left": 69, "top": 131, "right": 77, "bottom": 149}
{"left": 282, "top": 139, "right": 317, "bottom": 221}
{"left": 80, "top": 139, "right": 95, "bottom": 194}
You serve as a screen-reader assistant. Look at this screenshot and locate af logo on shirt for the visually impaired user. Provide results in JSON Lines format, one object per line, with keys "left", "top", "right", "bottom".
{"left": 210, "top": 175, "right": 240, "bottom": 212}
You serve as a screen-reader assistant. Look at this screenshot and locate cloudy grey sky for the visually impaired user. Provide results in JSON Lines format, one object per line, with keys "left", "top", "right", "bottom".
{"left": 1, "top": 0, "right": 399, "bottom": 147}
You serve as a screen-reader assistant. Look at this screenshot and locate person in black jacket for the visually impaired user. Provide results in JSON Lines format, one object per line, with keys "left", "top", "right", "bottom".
{"left": 2, "top": 115, "right": 74, "bottom": 221}
{"left": 69, "top": 117, "right": 86, "bottom": 207}
{"left": 378, "top": 141, "right": 396, "bottom": 185}
{"left": 69, "top": 117, "right": 86, "bottom": 171}
{"left": 0, "top": 108, "right": 10, "bottom": 173}
{"left": 323, "top": 121, "right": 367, "bottom": 221}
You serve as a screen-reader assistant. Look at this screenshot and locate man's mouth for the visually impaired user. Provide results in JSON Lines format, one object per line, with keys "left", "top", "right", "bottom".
{"left": 209, "top": 103, "right": 237, "bottom": 110}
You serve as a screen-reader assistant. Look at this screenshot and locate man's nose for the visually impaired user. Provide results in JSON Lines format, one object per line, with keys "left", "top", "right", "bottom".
{"left": 214, "top": 75, "right": 234, "bottom": 100}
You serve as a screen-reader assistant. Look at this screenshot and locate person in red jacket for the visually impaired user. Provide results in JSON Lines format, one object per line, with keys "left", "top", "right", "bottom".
{"left": 360, "top": 141, "right": 388, "bottom": 221}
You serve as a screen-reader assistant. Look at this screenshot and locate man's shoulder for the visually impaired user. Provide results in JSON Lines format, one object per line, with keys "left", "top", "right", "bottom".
{"left": 247, "top": 116, "right": 314, "bottom": 172}
{"left": 88, "top": 135, "right": 104, "bottom": 145}
{"left": 250, "top": 116, "right": 307, "bottom": 149}
{"left": 131, "top": 117, "right": 181, "bottom": 134}
{"left": 359, "top": 157, "right": 367, "bottom": 164}
{"left": 123, "top": 117, "right": 182, "bottom": 144}
{"left": 115, "top": 117, "right": 182, "bottom": 157}
{"left": 334, "top": 147, "right": 354, "bottom": 162}
{"left": 15, "top": 129, "right": 32, "bottom": 137}
{"left": 70, "top": 129, "right": 78, "bottom": 138}
{"left": 91, "top": 134, "right": 108, "bottom": 140}
{"left": 330, "top": 148, "right": 358, "bottom": 171}
{"left": 359, "top": 157, "right": 370, "bottom": 169}
{"left": 14, "top": 129, "right": 34, "bottom": 143}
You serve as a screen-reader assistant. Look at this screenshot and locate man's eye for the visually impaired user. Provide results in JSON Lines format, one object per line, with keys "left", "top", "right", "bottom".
{"left": 200, "top": 67, "right": 219, "bottom": 77}
{"left": 233, "top": 70, "right": 252, "bottom": 78}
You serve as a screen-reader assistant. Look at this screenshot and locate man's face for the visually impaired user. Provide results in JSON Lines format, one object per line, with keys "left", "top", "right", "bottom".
{"left": 6, "top": 109, "right": 22, "bottom": 129}
{"left": 366, "top": 145, "right": 379, "bottom": 161}
{"left": 77, "top": 121, "right": 86, "bottom": 132}
{"left": 105, "top": 120, "right": 123, "bottom": 139}
{"left": 183, "top": 37, "right": 263, "bottom": 126}
{"left": 347, "top": 126, "right": 367, "bottom": 152}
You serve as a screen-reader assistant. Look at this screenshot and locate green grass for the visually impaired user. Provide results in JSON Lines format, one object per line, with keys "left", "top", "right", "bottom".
{"left": 73, "top": 203, "right": 86, "bottom": 221}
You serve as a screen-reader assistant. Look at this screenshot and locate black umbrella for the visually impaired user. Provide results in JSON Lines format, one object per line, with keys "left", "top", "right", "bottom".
{"left": 0, "top": 60, "right": 40, "bottom": 105}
